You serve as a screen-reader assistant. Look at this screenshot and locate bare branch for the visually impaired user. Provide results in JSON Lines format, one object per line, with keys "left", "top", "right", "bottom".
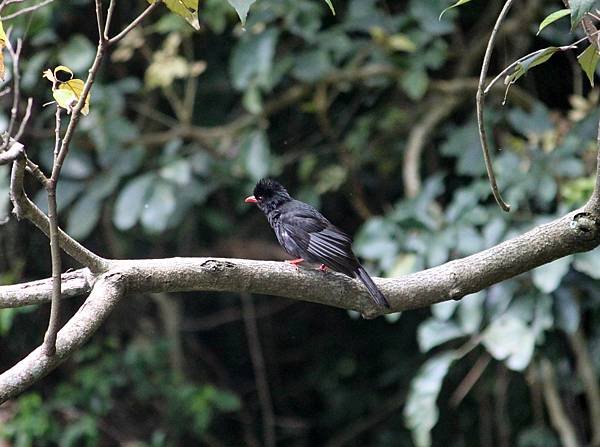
{"left": 43, "top": 107, "right": 64, "bottom": 356}
{"left": 567, "top": 327, "right": 600, "bottom": 446}
{"left": 1, "top": 202, "right": 597, "bottom": 316}
{"left": 403, "top": 96, "right": 460, "bottom": 198}
{"left": 0, "top": 139, "right": 23, "bottom": 165}
{"left": 2, "top": 35, "right": 22, "bottom": 153}
{"left": 476, "top": 0, "right": 514, "bottom": 212}
{"left": 0, "top": 269, "right": 93, "bottom": 308}
{"left": 8, "top": 153, "right": 109, "bottom": 270}
{"left": 539, "top": 359, "right": 580, "bottom": 447}
{"left": 0, "top": 272, "right": 125, "bottom": 403}
{"left": 103, "top": 0, "right": 116, "bottom": 41}
{"left": 241, "top": 293, "right": 276, "bottom": 447}
{"left": 107, "top": 0, "right": 161, "bottom": 46}
{"left": 14, "top": 97, "right": 32, "bottom": 141}
{"left": 0, "top": 0, "right": 54, "bottom": 20}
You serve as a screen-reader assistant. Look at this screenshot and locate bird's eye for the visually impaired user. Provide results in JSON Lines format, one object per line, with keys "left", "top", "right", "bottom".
{"left": 257, "top": 196, "right": 263, "bottom": 201}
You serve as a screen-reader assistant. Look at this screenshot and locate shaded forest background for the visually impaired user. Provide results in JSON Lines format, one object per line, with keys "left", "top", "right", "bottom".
{"left": 2, "top": 0, "right": 600, "bottom": 446}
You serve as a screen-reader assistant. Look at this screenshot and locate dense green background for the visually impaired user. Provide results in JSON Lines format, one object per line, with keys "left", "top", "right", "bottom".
{"left": 1, "top": 0, "right": 600, "bottom": 445}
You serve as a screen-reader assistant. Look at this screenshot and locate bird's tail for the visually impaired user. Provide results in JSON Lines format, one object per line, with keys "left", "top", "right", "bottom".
{"left": 355, "top": 266, "right": 390, "bottom": 308}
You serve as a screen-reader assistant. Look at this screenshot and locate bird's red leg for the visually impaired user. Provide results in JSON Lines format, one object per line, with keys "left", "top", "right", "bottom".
{"left": 319, "top": 264, "right": 328, "bottom": 271}
{"left": 285, "top": 258, "right": 304, "bottom": 267}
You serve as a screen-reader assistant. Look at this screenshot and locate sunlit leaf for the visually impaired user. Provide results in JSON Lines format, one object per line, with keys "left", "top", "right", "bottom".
{"left": 577, "top": 44, "right": 600, "bottom": 86}
{"left": 439, "top": 0, "right": 473, "bottom": 19}
{"left": 324, "top": 0, "right": 336, "bottom": 15}
{"left": 417, "top": 319, "right": 464, "bottom": 352}
{"left": 404, "top": 352, "right": 456, "bottom": 447}
{"left": 226, "top": 0, "right": 256, "bottom": 26}
{"left": 537, "top": 9, "right": 570, "bottom": 35}
{"left": 140, "top": 180, "right": 177, "bottom": 233}
{"left": 43, "top": 65, "right": 90, "bottom": 115}
{"left": 53, "top": 79, "right": 90, "bottom": 115}
{"left": 573, "top": 249, "right": 600, "bottom": 279}
{"left": 67, "top": 196, "right": 101, "bottom": 240}
{"left": 113, "top": 174, "right": 154, "bottom": 230}
{"left": 532, "top": 256, "right": 572, "bottom": 293}
{"left": 554, "top": 288, "right": 580, "bottom": 334}
{"left": 482, "top": 315, "right": 535, "bottom": 371}
{"left": 570, "top": 0, "right": 595, "bottom": 29}
{"left": 148, "top": 0, "right": 200, "bottom": 30}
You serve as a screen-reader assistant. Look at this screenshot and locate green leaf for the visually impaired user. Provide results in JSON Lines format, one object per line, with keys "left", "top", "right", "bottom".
{"left": 482, "top": 315, "right": 535, "bottom": 371}
{"left": 230, "top": 29, "right": 278, "bottom": 90}
{"left": 417, "top": 319, "right": 464, "bottom": 352}
{"left": 431, "top": 300, "right": 458, "bottom": 320}
{"left": 67, "top": 196, "right": 101, "bottom": 240}
{"left": 577, "top": 44, "right": 600, "bottom": 86}
{"left": 226, "top": 0, "right": 256, "bottom": 26}
{"left": 532, "top": 256, "right": 572, "bottom": 293}
{"left": 113, "top": 174, "right": 154, "bottom": 230}
{"left": 242, "top": 130, "right": 271, "bottom": 181}
{"left": 140, "top": 181, "right": 177, "bottom": 233}
{"left": 537, "top": 9, "right": 571, "bottom": 35}
{"left": 404, "top": 352, "right": 456, "bottom": 447}
{"left": 555, "top": 288, "right": 580, "bottom": 334}
{"left": 58, "top": 35, "right": 95, "bottom": 73}
{"left": 506, "top": 47, "right": 560, "bottom": 85}
{"left": 324, "top": 0, "right": 336, "bottom": 15}
{"left": 458, "top": 291, "right": 485, "bottom": 334}
{"left": 573, "top": 249, "right": 600, "bottom": 279}
{"left": 439, "top": 0, "right": 473, "bottom": 19}
{"left": 570, "top": 0, "right": 596, "bottom": 29}
{"left": 148, "top": 0, "right": 200, "bottom": 30}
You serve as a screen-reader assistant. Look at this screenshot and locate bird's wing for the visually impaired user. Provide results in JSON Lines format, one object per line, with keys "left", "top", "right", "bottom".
{"left": 279, "top": 206, "right": 357, "bottom": 275}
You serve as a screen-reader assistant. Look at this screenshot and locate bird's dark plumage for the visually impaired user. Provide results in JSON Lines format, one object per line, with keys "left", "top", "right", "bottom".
{"left": 246, "top": 178, "right": 390, "bottom": 308}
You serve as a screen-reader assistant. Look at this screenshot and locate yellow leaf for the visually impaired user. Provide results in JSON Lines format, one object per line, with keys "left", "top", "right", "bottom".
{"left": 53, "top": 65, "right": 74, "bottom": 81}
{"left": 52, "top": 78, "right": 90, "bottom": 115}
{"left": 44, "top": 65, "right": 90, "bottom": 115}
{"left": 147, "top": 0, "right": 200, "bottom": 30}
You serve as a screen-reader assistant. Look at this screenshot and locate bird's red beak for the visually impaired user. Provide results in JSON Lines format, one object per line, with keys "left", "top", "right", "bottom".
{"left": 244, "top": 195, "right": 258, "bottom": 204}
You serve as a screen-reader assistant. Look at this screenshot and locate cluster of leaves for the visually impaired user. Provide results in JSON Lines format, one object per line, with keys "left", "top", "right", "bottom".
{"left": 0, "top": 338, "right": 239, "bottom": 446}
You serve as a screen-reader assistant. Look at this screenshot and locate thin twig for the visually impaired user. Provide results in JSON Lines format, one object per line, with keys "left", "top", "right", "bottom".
{"left": 103, "top": 0, "right": 116, "bottom": 41}
{"left": 539, "top": 358, "right": 580, "bottom": 447}
{"left": 0, "top": 0, "right": 54, "bottom": 20}
{"left": 476, "top": 0, "right": 515, "bottom": 212}
{"left": 567, "top": 326, "right": 600, "bottom": 446}
{"left": 95, "top": 0, "right": 104, "bottom": 43}
{"left": 108, "top": 0, "right": 161, "bottom": 46}
{"left": 2, "top": 35, "right": 22, "bottom": 152}
{"left": 43, "top": 106, "right": 63, "bottom": 357}
{"left": 241, "top": 293, "right": 276, "bottom": 447}
{"left": 14, "top": 97, "right": 32, "bottom": 141}
{"left": 450, "top": 354, "right": 491, "bottom": 407}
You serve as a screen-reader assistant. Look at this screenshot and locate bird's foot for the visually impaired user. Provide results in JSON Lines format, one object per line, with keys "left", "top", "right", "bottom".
{"left": 285, "top": 258, "right": 304, "bottom": 268}
{"left": 318, "top": 264, "right": 328, "bottom": 272}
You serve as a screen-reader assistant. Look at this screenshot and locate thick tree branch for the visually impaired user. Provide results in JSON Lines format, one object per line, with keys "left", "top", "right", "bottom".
{"left": 0, "top": 269, "right": 93, "bottom": 308}
{"left": 0, "top": 200, "right": 598, "bottom": 401}
{"left": 0, "top": 272, "right": 125, "bottom": 403}
{"left": 0, "top": 204, "right": 598, "bottom": 315}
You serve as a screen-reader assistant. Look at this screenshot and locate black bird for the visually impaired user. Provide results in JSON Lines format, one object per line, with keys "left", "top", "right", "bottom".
{"left": 245, "top": 178, "right": 390, "bottom": 308}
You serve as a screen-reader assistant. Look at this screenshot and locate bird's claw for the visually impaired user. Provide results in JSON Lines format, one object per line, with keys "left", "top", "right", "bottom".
{"left": 285, "top": 258, "right": 304, "bottom": 269}
{"left": 318, "top": 264, "right": 328, "bottom": 272}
